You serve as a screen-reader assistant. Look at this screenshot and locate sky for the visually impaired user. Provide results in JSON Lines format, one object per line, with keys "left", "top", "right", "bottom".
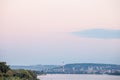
{"left": 0, "top": 0, "right": 120, "bottom": 65}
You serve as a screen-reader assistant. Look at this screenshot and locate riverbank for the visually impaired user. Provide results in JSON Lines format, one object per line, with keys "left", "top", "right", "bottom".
{"left": 0, "top": 62, "right": 39, "bottom": 80}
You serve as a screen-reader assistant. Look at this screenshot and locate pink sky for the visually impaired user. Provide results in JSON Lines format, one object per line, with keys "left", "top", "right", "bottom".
{"left": 0, "top": 0, "right": 120, "bottom": 33}
{"left": 0, "top": 0, "right": 120, "bottom": 65}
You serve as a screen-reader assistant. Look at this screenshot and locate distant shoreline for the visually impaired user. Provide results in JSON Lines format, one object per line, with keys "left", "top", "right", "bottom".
{"left": 11, "top": 63, "right": 120, "bottom": 76}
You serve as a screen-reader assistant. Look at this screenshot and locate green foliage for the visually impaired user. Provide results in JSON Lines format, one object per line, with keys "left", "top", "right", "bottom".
{"left": 0, "top": 71, "right": 3, "bottom": 77}
{"left": 6, "top": 70, "right": 13, "bottom": 77}
{"left": 12, "top": 69, "right": 38, "bottom": 80}
{"left": 0, "top": 62, "right": 10, "bottom": 74}
{"left": 0, "top": 62, "right": 39, "bottom": 80}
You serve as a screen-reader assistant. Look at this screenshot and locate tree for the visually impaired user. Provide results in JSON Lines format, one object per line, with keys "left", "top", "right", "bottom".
{"left": 0, "top": 62, "right": 39, "bottom": 80}
{"left": 0, "top": 62, "right": 10, "bottom": 74}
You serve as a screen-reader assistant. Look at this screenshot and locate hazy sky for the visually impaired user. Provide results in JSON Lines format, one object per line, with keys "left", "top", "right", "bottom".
{"left": 0, "top": 0, "right": 120, "bottom": 65}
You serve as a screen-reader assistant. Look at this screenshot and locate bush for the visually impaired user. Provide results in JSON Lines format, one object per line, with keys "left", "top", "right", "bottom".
{"left": 0, "top": 62, "right": 10, "bottom": 74}
{"left": 0, "top": 62, "right": 39, "bottom": 80}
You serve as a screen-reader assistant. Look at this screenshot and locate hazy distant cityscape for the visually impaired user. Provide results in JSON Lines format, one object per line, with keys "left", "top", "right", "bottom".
{"left": 11, "top": 63, "right": 120, "bottom": 75}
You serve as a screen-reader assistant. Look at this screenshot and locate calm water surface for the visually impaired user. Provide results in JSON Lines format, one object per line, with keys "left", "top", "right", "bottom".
{"left": 37, "top": 74, "right": 120, "bottom": 80}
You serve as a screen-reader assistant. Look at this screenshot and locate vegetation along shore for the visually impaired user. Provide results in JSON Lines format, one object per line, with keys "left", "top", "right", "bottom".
{"left": 0, "top": 62, "right": 40, "bottom": 80}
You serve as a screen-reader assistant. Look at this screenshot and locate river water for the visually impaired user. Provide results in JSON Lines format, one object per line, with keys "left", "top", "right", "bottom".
{"left": 37, "top": 74, "right": 120, "bottom": 80}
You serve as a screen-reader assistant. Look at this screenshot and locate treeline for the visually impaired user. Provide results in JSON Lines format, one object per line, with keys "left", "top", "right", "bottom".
{"left": 0, "top": 62, "right": 39, "bottom": 80}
